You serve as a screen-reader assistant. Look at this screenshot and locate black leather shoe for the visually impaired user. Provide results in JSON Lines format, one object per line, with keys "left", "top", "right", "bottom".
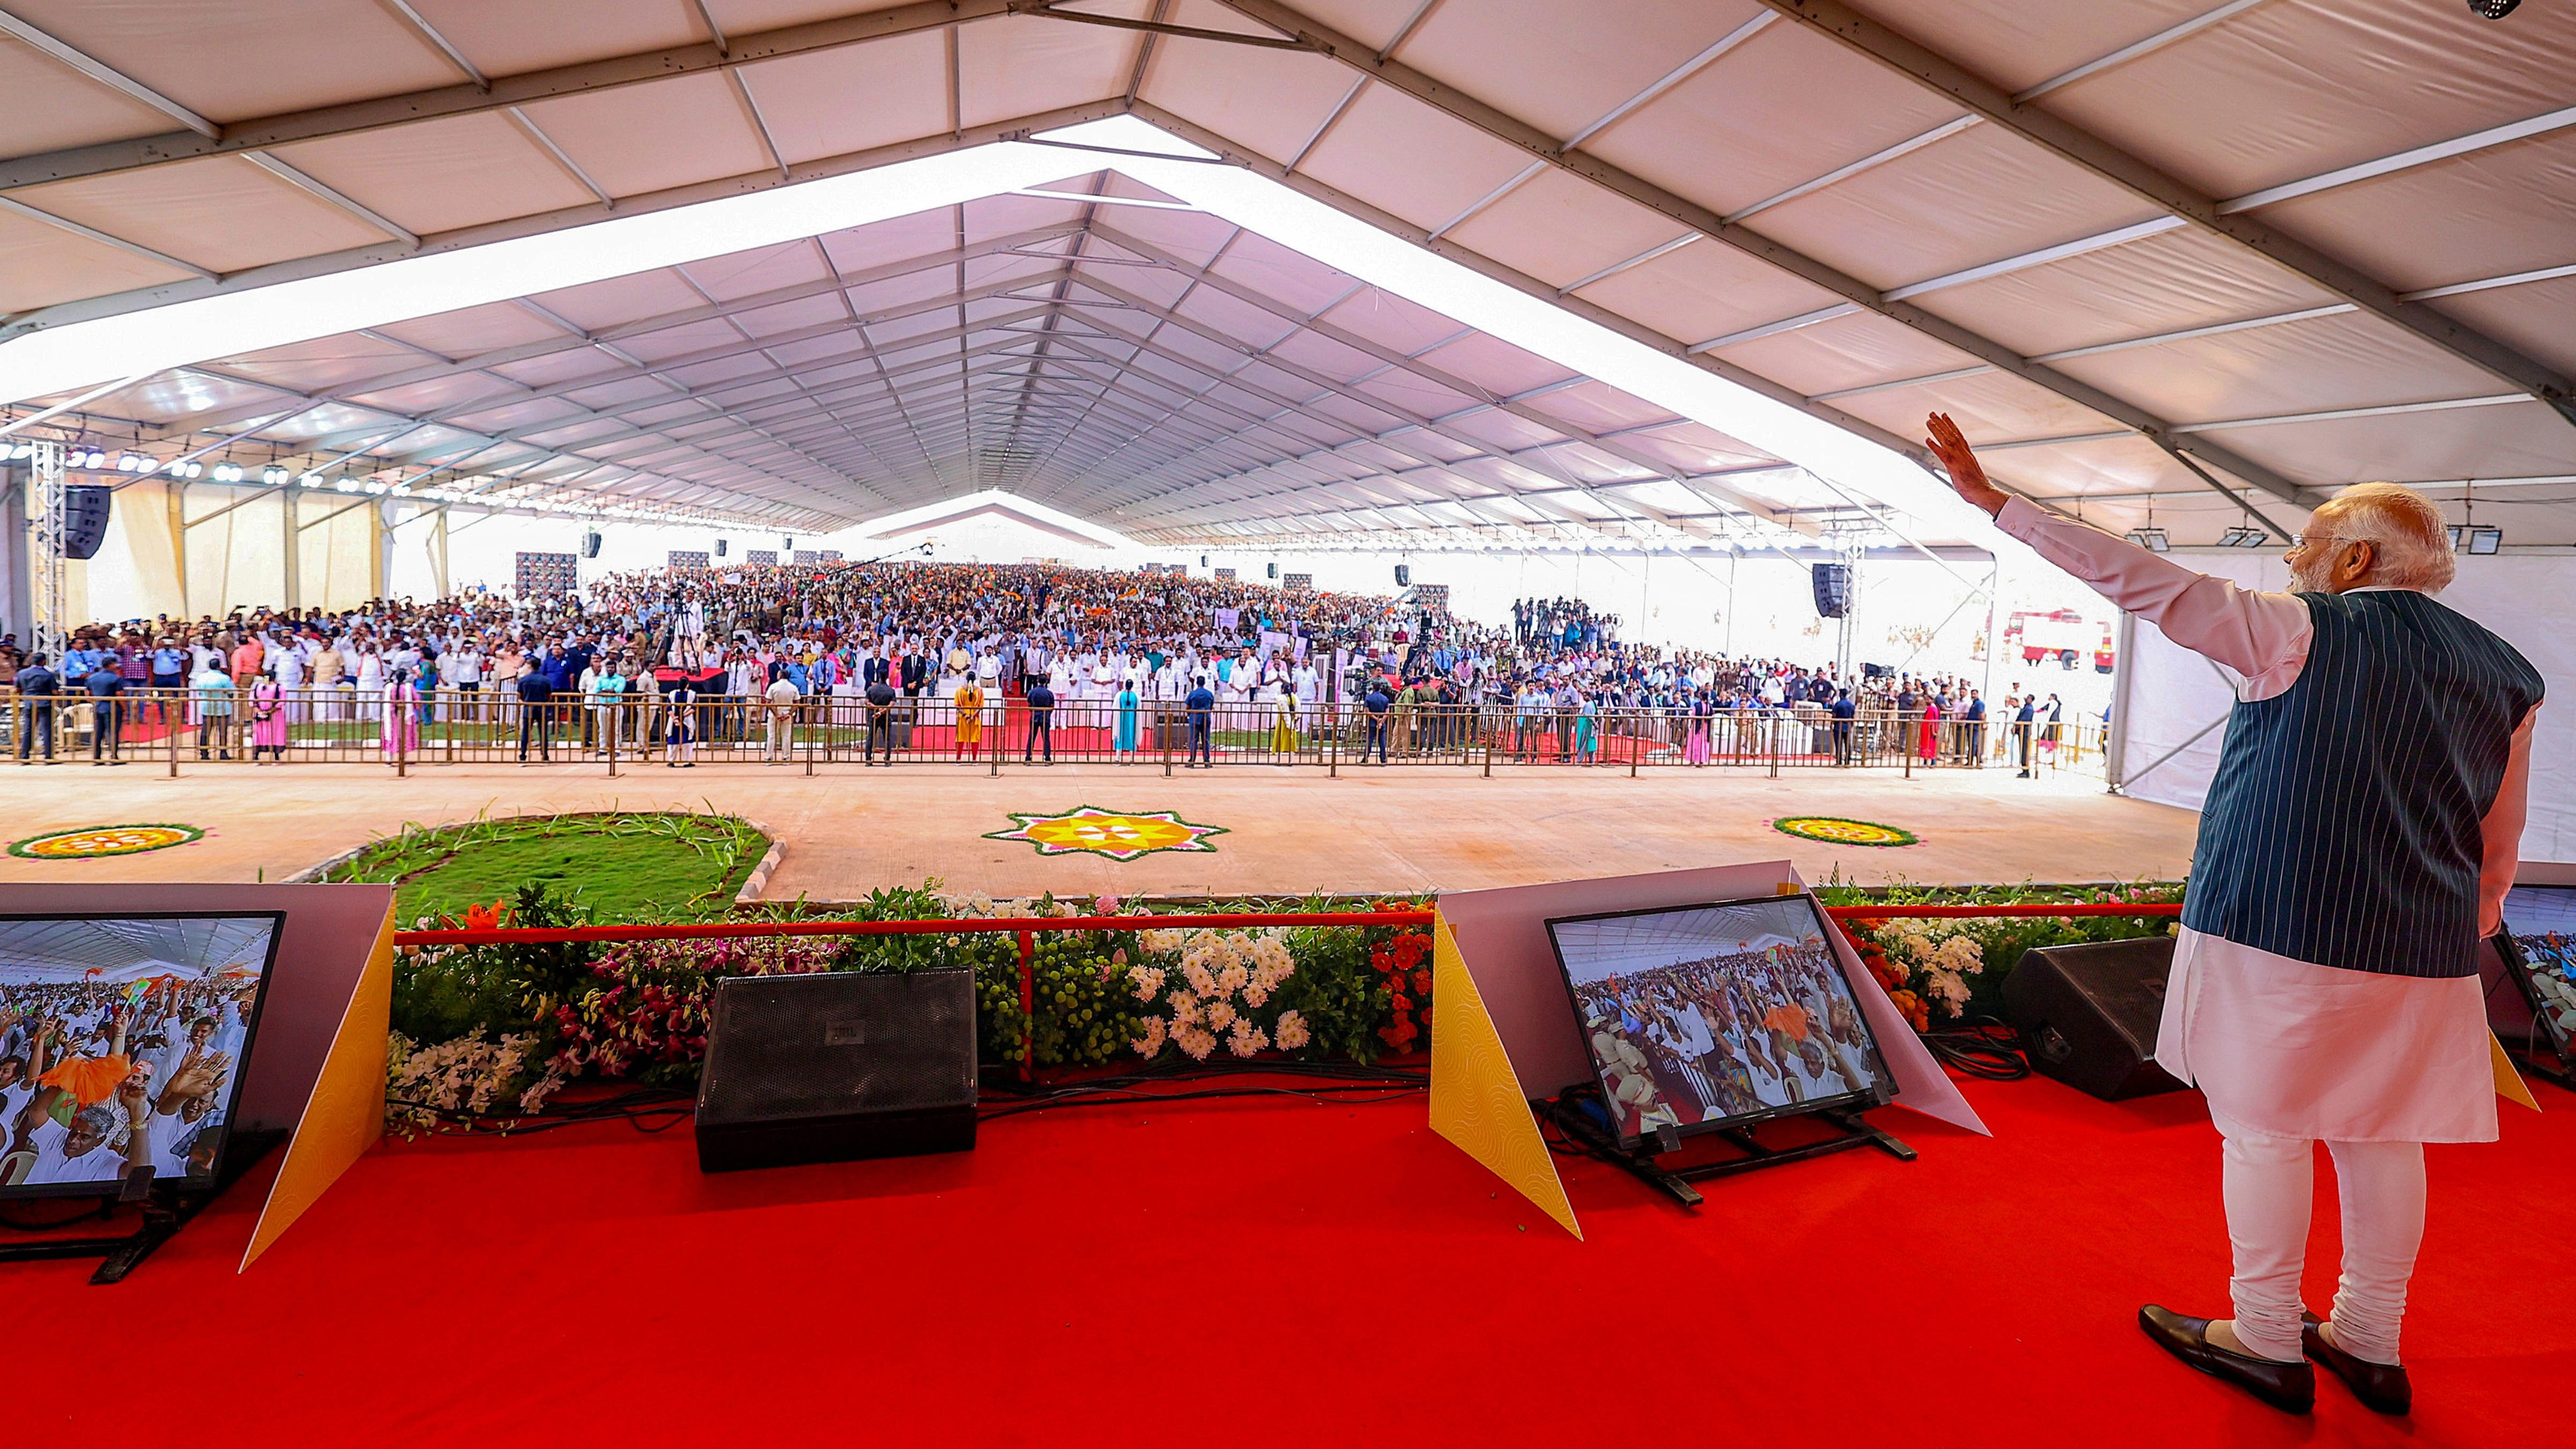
{"left": 2302, "top": 1313, "right": 2411, "bottom": 1416}
{"left": 2138, "top": 1306, "right": 2315, "bottom": 1413}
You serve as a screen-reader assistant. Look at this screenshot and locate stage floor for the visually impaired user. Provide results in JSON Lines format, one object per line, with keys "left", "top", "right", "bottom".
{"left": 13, "top": 1069, "right": 2563, "bottom": 1446}
{"left": 0, "top": 760, "right": 2196, "bottom": 897}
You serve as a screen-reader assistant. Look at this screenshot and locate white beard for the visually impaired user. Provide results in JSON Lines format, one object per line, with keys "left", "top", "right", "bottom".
{"left": 2290, "top": 556, "right": 2341, "bottom": 593}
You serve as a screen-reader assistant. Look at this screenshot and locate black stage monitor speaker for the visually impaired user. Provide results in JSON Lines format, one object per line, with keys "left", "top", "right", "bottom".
{"left": 695, "top": 970, "right": 978, "bottom": 1172}
{"left": 582, "top": 530, "right": 603, "bottom": 560}
{"left": 1812, "top": 562, "right": 1852, "bottom": 619}
{"left": 2003, "top": 937, "right": 2185, "bottom": 1101}
{"left": 1394, "top": 563, "right": 1411, "bottom": 587}
{"left": 61, "top": 485, "right": 112, "bottom": 560}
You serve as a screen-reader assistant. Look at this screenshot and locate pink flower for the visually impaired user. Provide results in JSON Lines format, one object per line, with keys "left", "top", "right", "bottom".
{"left": 1225, "top": 1021, "right": 1268, "bottom": 1057}
{"left": 1096, "top": 895, "right": 1120, "bottom": 916}
{"left": 1173, "top": 1024, "right": 1218, "bottom": 1061}
{"left": 1203, "top": 998, "right": 1238, "bottom": 1032}
{"left": 1273, "top": 1010, "right": 1310, "bottom": 1051}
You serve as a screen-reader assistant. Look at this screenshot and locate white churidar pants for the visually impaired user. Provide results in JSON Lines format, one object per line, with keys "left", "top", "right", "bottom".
{"left": 2215, "top": 1110, "right": 2425, "bottom": 1366}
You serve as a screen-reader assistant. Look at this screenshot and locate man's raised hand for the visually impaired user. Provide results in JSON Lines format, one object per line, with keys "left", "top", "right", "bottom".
{"left": 1925, "top": 412, "right": 2009, "bottom": 518}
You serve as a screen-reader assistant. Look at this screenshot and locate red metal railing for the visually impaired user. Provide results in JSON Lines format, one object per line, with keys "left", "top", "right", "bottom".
{"left": 389, "top": 901, "right": 2181, "bottom": 1074}
{"left": 385, "top": 900, "right": 2175, "bottom": 950}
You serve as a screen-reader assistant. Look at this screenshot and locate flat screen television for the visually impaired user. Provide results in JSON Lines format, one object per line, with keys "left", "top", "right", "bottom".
{"left": 2495, "top": 884, "right": 2576, "bottom": 1072}
{"left": 0, "top": 912, "right": 281, "bottom": 1198}
{"left": 1546, "top": 894, "right": 1896, "bottom": 1148}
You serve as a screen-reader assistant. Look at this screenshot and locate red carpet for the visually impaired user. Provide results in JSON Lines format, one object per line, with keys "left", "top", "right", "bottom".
{"left": 12, "top": 1071, "right": 2569, "bottom": 1446}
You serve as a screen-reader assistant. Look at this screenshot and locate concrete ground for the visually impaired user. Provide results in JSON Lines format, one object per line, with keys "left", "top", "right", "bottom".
{"left": 0, "top": 756, "right": 2195, "bottom": 897}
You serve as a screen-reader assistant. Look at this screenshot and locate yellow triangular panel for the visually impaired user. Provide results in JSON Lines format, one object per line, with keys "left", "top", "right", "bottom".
{"left": 242, "top": 903, "right": 395, "bottom": 1270}
{"left": 1428, "top": 914, "right": 1581, "bottom": 1240}
{"left": 2493, "top": 1032, "right": 2539, "bottom": 1112}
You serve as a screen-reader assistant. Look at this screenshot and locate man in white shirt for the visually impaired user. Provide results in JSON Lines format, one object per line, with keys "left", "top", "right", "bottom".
{"left": 762, "top": 671, "right": 801, "bottom": 763}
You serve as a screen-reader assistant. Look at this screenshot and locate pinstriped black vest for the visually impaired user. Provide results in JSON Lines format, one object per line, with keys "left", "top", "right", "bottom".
{"left": 2181, "top": 589, "right": 2542, "bottom": 978}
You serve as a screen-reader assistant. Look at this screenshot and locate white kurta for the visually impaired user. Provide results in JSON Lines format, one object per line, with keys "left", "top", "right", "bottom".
{"left": 1999, "top": 498, "right": 2530, "bottom": 1143}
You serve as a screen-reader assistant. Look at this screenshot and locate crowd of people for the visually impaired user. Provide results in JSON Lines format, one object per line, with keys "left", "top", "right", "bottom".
{"left": 1570, "top": 936, "right": 1887, "bottom": 1137}
{"left": 1, "top": 972, "right": 252, "bottom": 1188}
{"left": 0, "top": 557, "right": 2083, "bottom": 769}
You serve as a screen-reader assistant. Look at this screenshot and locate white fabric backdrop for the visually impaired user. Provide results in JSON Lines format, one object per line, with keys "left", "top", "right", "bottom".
{"left": 2116, "top": 554, "right": 2576, "bottom": 863}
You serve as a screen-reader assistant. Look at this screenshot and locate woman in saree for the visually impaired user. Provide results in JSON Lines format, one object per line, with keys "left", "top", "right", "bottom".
{"left": 381, "top": 666, "right": 421, "bottom": 760}
{"left": 1114, "top": 683, "right": 1140, "bottom": 761}
{"left": 1268, "top": 684, "right": 1300, "bottom": 760}
{"left": 953, "top": 678, "right": 985, "bottom": 760}
{"left": 249, "top": 666, "right": 288, "bottom": 762}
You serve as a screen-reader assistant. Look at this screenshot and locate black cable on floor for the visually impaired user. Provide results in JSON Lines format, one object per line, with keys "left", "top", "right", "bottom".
{"left": 1922, "top": 1016, "right": 2030, "bottom": 1081}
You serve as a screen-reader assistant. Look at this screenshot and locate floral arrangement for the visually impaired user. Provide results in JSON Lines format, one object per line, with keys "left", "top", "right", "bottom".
{"left": 385, "top": 1028, "right": 565, "bottom": 1133}
{"left": 550, "top": 933, "right": 839, "bottom": 1084}
{"left": 1368, "top": 930, "right": 1432, "bottom": 1053}
{"left": 1820, "top": 874, "right": 2184, "bottom": 1024}
{"left": 1131, "top": 927, "right": 1301, "bottom": 1060}
{"left": 1848, "top": 921, "right": 1984, "bottom": 1031}
{"left": 380, "top": 873, "right": 2196, "bottom": 1131}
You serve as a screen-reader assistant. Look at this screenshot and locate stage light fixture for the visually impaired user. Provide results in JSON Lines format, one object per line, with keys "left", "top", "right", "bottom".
{"left": 262, "top": 466, "right": 288, "bottom": 485}
{"left": 2463, "top": 524, "right": 2502, "bottom": 555}
{"left": 2215, "top": 526, "right": 2270, "bottom": 548}
{"left": 2466, "top": 0, "right": 2521, "bottom": 18}
{"left": 2123, "top": 528, "right": 2170, "bottom": 553}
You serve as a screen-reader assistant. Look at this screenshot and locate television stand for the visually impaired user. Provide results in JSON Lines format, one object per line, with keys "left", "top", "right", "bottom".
{"left": 0, "top": 1128, "right": 284, "bottom": 1284}
{"left": 1544, "top": 1098, "right": 1911, "bottom": 1208}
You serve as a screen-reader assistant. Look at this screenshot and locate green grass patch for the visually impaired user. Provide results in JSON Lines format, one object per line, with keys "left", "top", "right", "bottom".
{"left": 327, "top": 812, "right": 768, "bottom": 925}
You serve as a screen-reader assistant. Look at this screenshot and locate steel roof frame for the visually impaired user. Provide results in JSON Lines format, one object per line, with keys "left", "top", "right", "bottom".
{"left": 1742, "top": 0, "right": 2576, "bottom": 430}
{"left": 1202, "top": 0, "right": 2331, "bottom": 506}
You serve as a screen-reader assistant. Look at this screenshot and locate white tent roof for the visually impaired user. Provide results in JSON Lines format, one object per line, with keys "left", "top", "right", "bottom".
{"left": 0, "top": 914, "right": 275, "bottom": 983}
{"left": 2, "top": 0, "right": 2570, "bottom": 546}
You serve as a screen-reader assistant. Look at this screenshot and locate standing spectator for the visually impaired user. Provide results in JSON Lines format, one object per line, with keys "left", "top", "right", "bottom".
{"left": 14, "top": 652, "right": 58, "bottom": 762}
{"left": 83, "top": 656, "right": 127, "bottom": 765}
{"left": 1185, "top": 677, "right": 1216, "bottom": 768}
{"left": 249, "top": 666, "right": 288, "bottom": 762}
{"left": 863, "top": 676, "right": 898, "bottom": 766}
{"left": 1024, "top": 680, "right": 1055, "bottom": 764}
{"left": 188, "top": 656, "right": 235, "bottom": 760}
{"left": 953, "top": 676, "right": 985, "bottom": 762}
{"left": 517, "top": 666, "right": 556, "bottom": 764}
{"left": 1362, "top": 679, "right": 1392, "bottom": 766}
{"left": 762, "top": 668, "right": 800, "bottom": 764}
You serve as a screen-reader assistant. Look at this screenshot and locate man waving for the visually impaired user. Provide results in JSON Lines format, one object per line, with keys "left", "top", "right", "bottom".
{"left": 1927, "top": 413, "right": 2539, "bottom": 1418}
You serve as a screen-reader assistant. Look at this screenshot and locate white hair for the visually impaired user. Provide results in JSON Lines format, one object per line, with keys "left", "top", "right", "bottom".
{"left": 2309, "top": 483, "right": 2455, "bottom": 593}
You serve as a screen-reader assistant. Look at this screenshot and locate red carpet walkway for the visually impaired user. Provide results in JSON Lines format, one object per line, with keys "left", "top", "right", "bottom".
{"left": 12, "top": 1071, "right": 2569, "bottom": 1447}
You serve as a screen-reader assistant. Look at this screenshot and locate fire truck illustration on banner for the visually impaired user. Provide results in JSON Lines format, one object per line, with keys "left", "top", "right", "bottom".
{"left": 2004, "top": 609, "right": 2115, "bottom": 672}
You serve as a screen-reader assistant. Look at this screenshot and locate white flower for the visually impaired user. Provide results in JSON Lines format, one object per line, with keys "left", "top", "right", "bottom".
{"left": 1169, "top": 991, "right": 1201, "bottom": 1028}
{"left": 1131, "top": 1016, "right": 1167, "bottom": 1058}
{"left": 1203, "top": 998, "right": 1239, "bottom": 1032}
{"left": 1173, "top": 1024, "right": 1218, "bottom": 1061}
{"left": 1129, "top": 965, "right": 1167, "bottom": 1002}
{"left": 1273, "top": 1010, "right": 1310, "bottom": 1051}
{"left": 1225, "top": 1020, "right": 1268, "bottom": 1057}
